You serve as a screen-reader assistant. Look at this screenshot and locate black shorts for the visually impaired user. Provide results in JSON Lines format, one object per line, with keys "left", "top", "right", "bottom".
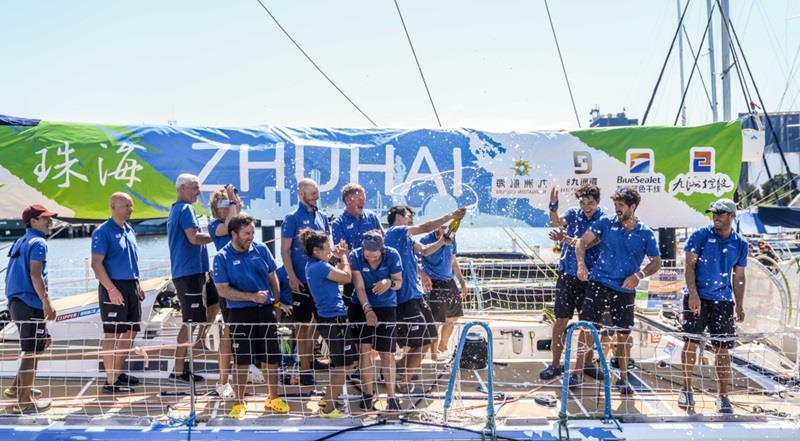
{"left": 292, "top": 283, "right": 316, "bottom": 323}
{"left": 579, "top": 281, "right": 635, "bottom": 332}
{"left": 228, "top": 306, "right": 281, "bottom": 365}
{"left": 418, "top": 296, "right": 438, "bottom": 339}
{"left": 9, "top": 299, "right": 50, "bottom": 353}
{"left": 348, "top": 301, "right": 366, "bottom": 339}
{"left": 682, "top": 296, "right": 736, "bottom": 349}
{"left": 343, "top": 283, "right": 355, "bottom": 304}
{"left": 554, "top": 273, "right": 587, "bottom": 319}
{"left": 353, "top": 306, "right": 397, "bottom": 353}
{"left": 429, "top": 279, "right": 463, "bottom": 321}
{"left": 99, "top": 280, "right": 142, "bottom": 334}
{"left": 173, "top": 273, "right": 220, "bottom": 323}
{"left": 317, "top": 315, "right": 356, "bottom": 367}
{"left": 397, "top": 298, "right": 429, "bottom": 349}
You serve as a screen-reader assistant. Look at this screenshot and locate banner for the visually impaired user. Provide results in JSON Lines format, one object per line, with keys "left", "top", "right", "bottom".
{"left": 0, "top": 118, "right": 743, "bottom": 227}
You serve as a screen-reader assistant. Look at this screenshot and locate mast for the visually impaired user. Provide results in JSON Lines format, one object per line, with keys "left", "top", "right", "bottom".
{"left": 677, "top": 0, "right": 687, "bottom": 126}
{"left": 720, "top": 0, "right": 732, "bottom": 120}
{"left": 706, "top": 0, "right": 719, "bottom": 122}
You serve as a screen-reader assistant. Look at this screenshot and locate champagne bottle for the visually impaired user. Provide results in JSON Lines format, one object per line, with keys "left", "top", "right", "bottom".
{"left": 444, "top": 218, "right": 461, "bottom": 240}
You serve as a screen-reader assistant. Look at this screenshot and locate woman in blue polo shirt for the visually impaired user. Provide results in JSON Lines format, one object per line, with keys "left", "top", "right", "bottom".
{"left": 301, "top": 229, "right": 354, "bottom": 418}
{"left": 349, "top": 230, "right": 403, "bottom": 411}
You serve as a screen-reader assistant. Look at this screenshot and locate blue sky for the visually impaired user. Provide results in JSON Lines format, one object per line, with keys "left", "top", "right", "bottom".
{"left": 2, "top": 0, "right": 799, "bottom": 131}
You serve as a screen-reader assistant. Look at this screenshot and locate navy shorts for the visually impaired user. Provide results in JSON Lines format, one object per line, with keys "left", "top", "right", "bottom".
{"left": 579, "top": 281, "right": 635, "bottom": 332}
{"left": 682, "top": 296, "right": 736, "bottom": 349}
{"left": 554, "top": 273, "right": 587, "bottom": 319}
{"left": 99, "top": 279, "right": 142, "bottom": 334}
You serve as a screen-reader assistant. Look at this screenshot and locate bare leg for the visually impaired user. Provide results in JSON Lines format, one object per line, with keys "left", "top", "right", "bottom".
{"left": 402, "top": 346, "right": 423, "bottom": 383}
{"left": 438, "top": 318, "right": 458, "bottom": 352}
{"left": 550, "top": 318, "right": 570, "bottom": 367}
{"left": 233, "top": 363, "right": 249, "bottom": 407}
{"left": 617, "top": 332, "right": 631, "bottom": 381}
{"left": 115, "top": 330, "right": 135, "bottom": 379}
{"left": 360, "top": 344, "right": 375, "bottom": 396}
{"left": 324, "top": 366, "right": 345, "bottom": 412}
{"left": 219, "top": 326, "right": 232, "bottom": 385}
{"left": 572, "top": 329, "right": 594, "bottom": 374}
{"left": 380, "top": 352, "right": 396, "bottom": 398}
{"left": 715, "top": 347, "right": 731, "bottom": 396}
{"left": 262, "top": 362, "right": 280, "bottom": 399}
{"left": 681, "top": 341, "right": 698, "bottom": 389}
{"left": 17, "top": 355, "right": 37, "bottom": 406}
{"left": 297, "top": 324, "right": 315, "bottom": 373}
{"left": 102, "top": 333, "right": 118, "bottom": 385}
{"left": 174, "top": 324, "right": 190, "bottom": 374}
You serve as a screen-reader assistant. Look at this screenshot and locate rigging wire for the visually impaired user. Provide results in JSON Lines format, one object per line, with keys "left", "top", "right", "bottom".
{"left": 719, "top": 0, "right": 798, "bottom": 197}
{"left": 393, "top": 0, "right": 442, "bottom": 127}
{"left": 641, "top": 0, "right": 693, "bottom": 125}
{"left": 543, "top": 0, "right": 581, "bottom": 128}
{"left": 680, "top": 25, "right": 714, "bottom": 112}
{"left": 674, "top": 4, "right": 715, "bottom": 125}
{"left": 253, "top": 0, "right": 378, "bottom": 127}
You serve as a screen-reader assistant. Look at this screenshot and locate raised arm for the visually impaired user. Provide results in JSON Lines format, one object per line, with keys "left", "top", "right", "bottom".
{"left": 407, "top": 207, "right": 466, "bottom": 236}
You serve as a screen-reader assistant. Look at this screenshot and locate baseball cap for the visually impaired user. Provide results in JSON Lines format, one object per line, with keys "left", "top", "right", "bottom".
{"left": 22, "top": 204, "right": 58, "bottom": 224}
{"left": 362, "top": 233, "right": 384, "bottom": 252}
{"left": 705, "top": 198, "right": 736, "bottom": 214}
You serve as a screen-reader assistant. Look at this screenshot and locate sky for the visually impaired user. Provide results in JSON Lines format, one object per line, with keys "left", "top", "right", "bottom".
{"left": 2, "top": 0, "right": 799, "bottom": 131}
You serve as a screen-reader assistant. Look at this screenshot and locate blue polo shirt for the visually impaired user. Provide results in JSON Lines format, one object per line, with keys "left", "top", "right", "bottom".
{"left": 420, "top": 232, "right": 457, "bottom": 281}
{"left": 684, "top": 225, "right": 748, "bottom": 301}
{"left": 167, "top": 201, "right": 209, "bottom": 278}
{"left": 91, "top": 218, "right": 140, "bottom": 280}
{"left": 276, "top": 266, "right": 293, "bottom": 305}
{"left": 212, "top": 242, "right": 277, "bottom": 309}
{"left": 589, "top": 216, "right": 660, "bottom": 294}
{"left": 384, "top": 225, "right": 425, "bottom": 304}
{"left": 281, "top": 204, "right": 330, "bottom": 284}
{"left": 305, "top": 259, "right": 346, "bottom": 318}
{"left": 349, "top": 246, "right": 403, "bottom": 308}
{"left": 331, "top": 210, "right": 384, "bottom": 250}
{"left": 4, "top": 228, "right": 48, "bottom": 309}
{"left": 208, "top": 219, "right": 230, "bottom": 252}
{"left": 558, "top": 207, "right": 604, "bottom": 276}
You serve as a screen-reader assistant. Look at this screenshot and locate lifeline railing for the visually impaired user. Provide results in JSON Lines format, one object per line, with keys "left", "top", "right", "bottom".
{"left": 443, "top": 320, "right": 496, "bottom": 440}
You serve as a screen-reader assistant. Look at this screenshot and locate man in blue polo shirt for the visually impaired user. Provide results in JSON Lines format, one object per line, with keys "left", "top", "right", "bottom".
{"left": 350, "top": 230, "right": 403, "bottom": 411}
{"left": 4, "top": 204, "right": 58, "bottom": 414}
{"left": 384, "top": 205, "right": 465, "bottom": 392}
{"left": 419, "top": 226, "right": 467, "bottom": 360}
{"left": 167, "top": 173, "right": 220, "bottom": 383}
{"left": 574, "top": 186, "right": 661, "bottom": 395}
{"left": 91, "top": 193, "right": 144, "bottom": 395}
{"left": 213, "top": 214, "right": 292, "bottom": 419}
{"left": 540, "top": 183, "right": 605, "bottom": 381}
{"left": 280, "top": 178, "right": 330, "bottom": 385}
{"left": 679, "top": 199, "right": 748, "bottom": 414}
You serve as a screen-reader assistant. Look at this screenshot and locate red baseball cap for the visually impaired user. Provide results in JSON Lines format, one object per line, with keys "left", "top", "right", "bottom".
{"left": 22, "top": 204, "right": 58, "bottom": 224}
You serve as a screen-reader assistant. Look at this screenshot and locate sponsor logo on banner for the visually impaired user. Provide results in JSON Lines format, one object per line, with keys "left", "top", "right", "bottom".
{"left": 573, "top": 151, "right": 592, "bottom": 174}
{"left": 56, "top": 307, "right": 100, "bottom": 322}
{"left": 627, "top": 149, "right": 654, "bottom": 174}
{"left": 491, "top": 158, "right": 548, "bottom": 197}
{"left": 668, "top": 147, "right": 735, "bottom": 196}
{"left": 616, "top": 149, "right": 665, "bottom": 193}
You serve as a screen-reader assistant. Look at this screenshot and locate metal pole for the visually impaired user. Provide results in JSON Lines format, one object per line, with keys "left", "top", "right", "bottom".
{"left": 677, "top": 0, "right": 687, "bottom": 126}
{"left": 720, "top": 0, "right": 731, "bottom": 120}
{"left": 706, "top": 0, "right": 719, "bottom": 122}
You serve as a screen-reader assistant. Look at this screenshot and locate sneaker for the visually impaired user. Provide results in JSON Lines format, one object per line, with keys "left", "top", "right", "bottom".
{"left": 117, "top": 373, "right": 140, "bottom": 386}
{"left": 348, "top": 370, "right": 361, "bottom": 384}
{"left": 567, "top": 373, "right": 582, "bottom": 389}
{"left": 169, "top": 371, "right": 204, "bottom": 383}
{"left": 247, "top": 365, "right": 265, "bottom": 384}
{"left": 584, "top": 365, "right": 605, "bottom": 381}
{"left": 229, "top": 403, "right": 247, "bottom": 419}
{"left": 216, "top": 383, "right": 236, "bottom": 401}
{"left": 539, "top": 365, "right": 563, "bottom": 380}
{"left": 3, "top": 387, "right": 42, "bottom": 399}
{"left": 299, "top": 372, "right": 315, "bottom": 386}
{"left": 102, "top": 380, "right": 135, "bottom": 394}
{"left": 678, "top": 388, "right": 695, "bottom": 409}
{"left": 386, "top": 397, "right": 401, "bottom": 411}
{"left": 616, "top": 378, "right": 634, "bottom": 395}
{"left": 10, "top": 399, "right": 51, "bottom": 415}
{"left": 397, "top": 383, "right": 416, "bottom": 395}
{"left": 359, "top": 393, "right": 374, "bottom": 410}
{"left": 320, "top": 407, "right": 347, "bottom": 418}
{"left": 264, "top": 397, "right": 290, "bottom": 414}
{"left": 313, "top": 359, "right": 331, "bottom": 370}
{"left": 717, "top": 395, "right": 733, "bottom": 414}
